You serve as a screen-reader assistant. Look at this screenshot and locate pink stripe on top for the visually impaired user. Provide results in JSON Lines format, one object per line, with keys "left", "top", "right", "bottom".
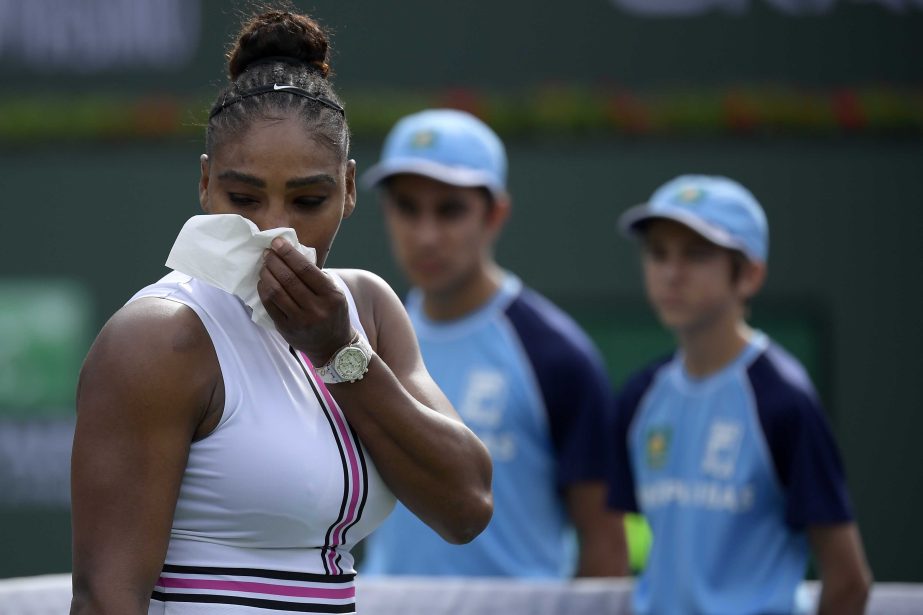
{"left": 300, "top": 352, "right": 365, "bottom": 574}
{"left": 157, "top": 576, "right": 356, "bottom": 599}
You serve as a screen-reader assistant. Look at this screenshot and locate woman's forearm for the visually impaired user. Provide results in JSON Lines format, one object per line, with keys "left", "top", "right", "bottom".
{"left": 328, "top": 355, "right": 492, "bottom": 543}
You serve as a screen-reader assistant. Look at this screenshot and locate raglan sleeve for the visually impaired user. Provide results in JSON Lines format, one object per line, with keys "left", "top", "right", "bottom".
{"left": 750, "top": 352, "right": 855, "bottom": 529}
{"left": 606, "top": 373, "right": 646, "bottom": 513}
{"left": 550, "top": 341, "right": 617, "bottom": 488}
{"left": 774, "top": 391, "right": 854, "bottom": 529}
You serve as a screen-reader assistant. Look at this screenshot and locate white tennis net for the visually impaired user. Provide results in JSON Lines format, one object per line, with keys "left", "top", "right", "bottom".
{"left": 2, "top": 574, "right": 921, "bottom": 614}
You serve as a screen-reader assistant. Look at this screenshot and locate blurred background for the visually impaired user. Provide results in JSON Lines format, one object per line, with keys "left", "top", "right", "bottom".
{"left": 0, "top": 0, "right": 921, "bottom": 583}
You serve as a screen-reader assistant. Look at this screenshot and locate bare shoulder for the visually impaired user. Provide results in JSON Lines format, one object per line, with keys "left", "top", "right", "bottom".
{"left": 78, "top": 297, "right": 220, "bottom": 430}
{"left": 91, "top": 297, "right": 215, "bottom": 366}
{"left": 331, "top": 268, "right": 397, "bottom": 303}
{"left": 328, "top": 268, "right": 405, "bottom": 342}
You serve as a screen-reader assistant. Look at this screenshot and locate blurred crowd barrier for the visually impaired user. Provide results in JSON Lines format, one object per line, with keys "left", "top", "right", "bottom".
{"left": 1, "top": 574, "right": 922, "bottom": 615}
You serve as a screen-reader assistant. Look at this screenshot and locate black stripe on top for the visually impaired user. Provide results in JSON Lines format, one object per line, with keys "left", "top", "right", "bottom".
{"left": 151, "top": 591, "right": 355, "bottom": 613}
{"left": 160, "top": 564, "right": 354, "bottom": 583}
{"left": 338, "top": 420, "right": 371, "bottom": 546}
{"left": 288, "top": 346, "right": 356, "bottom": 575}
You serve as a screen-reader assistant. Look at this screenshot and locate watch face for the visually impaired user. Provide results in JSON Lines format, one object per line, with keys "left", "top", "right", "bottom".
{"left": 334, "top": 347, "right": 368, "bottom": 380}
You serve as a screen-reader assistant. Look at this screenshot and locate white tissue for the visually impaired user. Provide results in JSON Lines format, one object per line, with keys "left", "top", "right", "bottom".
{"left": 165, "top": 214, "right": 317, "bottom": 330}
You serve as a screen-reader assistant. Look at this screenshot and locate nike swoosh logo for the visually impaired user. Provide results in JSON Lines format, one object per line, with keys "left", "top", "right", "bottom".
{"left": 273, "top": 84, "right": 300, "bottom": 91}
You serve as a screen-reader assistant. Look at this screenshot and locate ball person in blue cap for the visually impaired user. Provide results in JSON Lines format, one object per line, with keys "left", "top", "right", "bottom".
{"left": 360, "top": 109, "right": 628, "bottom": 578}
{"left": 608, "top": 175, "right": 872, "bottom": 614}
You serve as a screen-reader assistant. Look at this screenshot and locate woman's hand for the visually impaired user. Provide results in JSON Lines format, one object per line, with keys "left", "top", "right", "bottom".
{"left": 258, "top": 237, "right": 353, "bottom": 364}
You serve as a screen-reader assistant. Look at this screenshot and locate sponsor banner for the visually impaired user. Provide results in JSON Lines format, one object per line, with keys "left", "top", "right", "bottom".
{"left": 0, "top": 279, "right": 92, "bottom": 416}
{"left": 0, "top": 418, "right": 73, "bottom": 507}
{"left": 0, "top": 0, "right": 200, "bottom": 72}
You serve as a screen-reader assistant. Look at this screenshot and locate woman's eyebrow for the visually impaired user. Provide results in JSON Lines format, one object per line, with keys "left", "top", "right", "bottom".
{"left": 286, "top": 174, "right": 337, "bottom": 189}
{"left": 215, "top": 171, "right": 336, "bottom": 189}
{"left": 217, "top": 169, "right": 265, "bottom": 188}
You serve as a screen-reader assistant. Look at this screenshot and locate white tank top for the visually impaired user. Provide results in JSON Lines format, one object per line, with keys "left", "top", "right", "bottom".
{"left": 130, "top": 271, "right": 395, "bottom": 614}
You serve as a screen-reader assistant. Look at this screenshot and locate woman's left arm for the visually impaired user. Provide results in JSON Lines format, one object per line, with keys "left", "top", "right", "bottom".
{"left": 259, "top": 240, "right": 492, "bottom": 543}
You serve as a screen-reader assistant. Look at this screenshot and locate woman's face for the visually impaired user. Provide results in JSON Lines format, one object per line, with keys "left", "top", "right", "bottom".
{"left": 199, "top": 114, "right": 356, "bottom": 268}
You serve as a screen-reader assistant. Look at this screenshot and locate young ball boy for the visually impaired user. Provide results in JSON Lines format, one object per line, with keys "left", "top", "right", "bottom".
{"left": 608, "top": 175, "right": 871, "bottom": 615}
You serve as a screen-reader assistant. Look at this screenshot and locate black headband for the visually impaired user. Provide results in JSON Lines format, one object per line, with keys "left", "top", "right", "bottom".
{"left": 209, "top": 83, "right": 345, "bottom": 120}
{"left": 243, "top": 56, "right": 316, "bottom": 71}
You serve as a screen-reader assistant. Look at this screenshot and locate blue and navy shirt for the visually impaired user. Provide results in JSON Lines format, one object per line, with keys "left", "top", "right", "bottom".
{"left": 608, "top": 332, "right": 853, "bottom": 615}
{"left": 362, "top": 273, "right": 614, "bottom": 577}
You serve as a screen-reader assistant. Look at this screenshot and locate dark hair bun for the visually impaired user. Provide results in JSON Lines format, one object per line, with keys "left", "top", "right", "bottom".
{"left": 227, "top": 10, "right": 330, "bottom": 80}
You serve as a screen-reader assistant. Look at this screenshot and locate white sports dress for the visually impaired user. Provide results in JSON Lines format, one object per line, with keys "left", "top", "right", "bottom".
{"left": 129, "top": 271, "right": 396, "bottom": 614}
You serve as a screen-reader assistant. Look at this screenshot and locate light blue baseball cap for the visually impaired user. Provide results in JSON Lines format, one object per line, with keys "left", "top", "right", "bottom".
{"left": 360, "top": 109, "right": 507, "bottom": 197}
{"left": 618, "top": 174, "right": 769, "bottom": 263}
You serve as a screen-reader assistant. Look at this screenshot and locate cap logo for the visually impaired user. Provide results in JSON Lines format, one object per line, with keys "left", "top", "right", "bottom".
{"left": 677, "top": 185, "right": 703, "bottom": 204}
{"left": 409, "top": 129, "right": 437, "bottom": 149}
